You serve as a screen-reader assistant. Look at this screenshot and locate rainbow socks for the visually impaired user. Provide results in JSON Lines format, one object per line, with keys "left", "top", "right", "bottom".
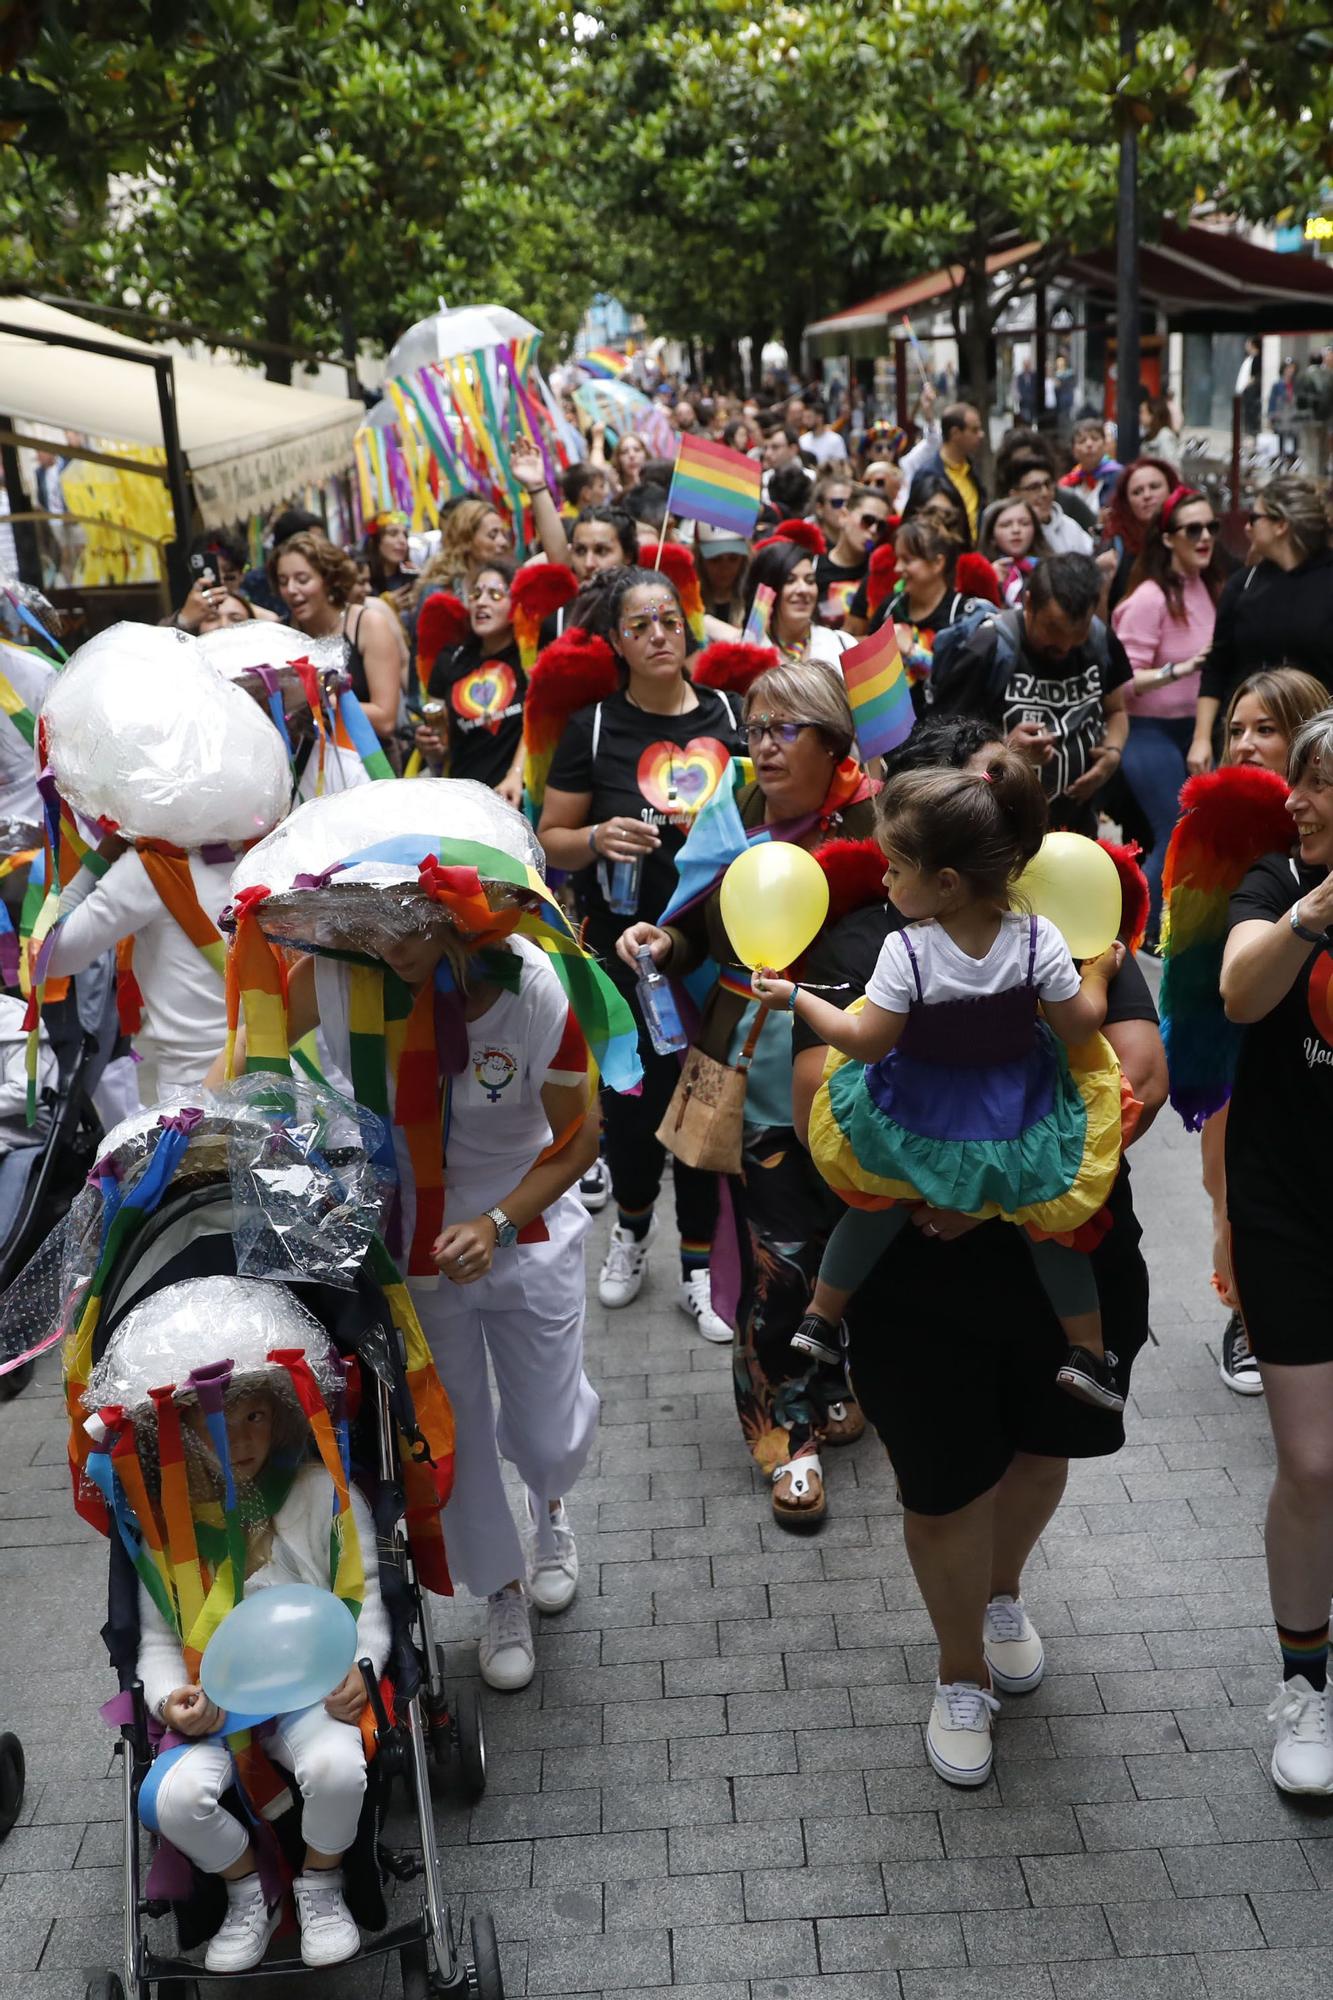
{"left": 1278, "top": 1620, "right": 1329, "bottom": 1692}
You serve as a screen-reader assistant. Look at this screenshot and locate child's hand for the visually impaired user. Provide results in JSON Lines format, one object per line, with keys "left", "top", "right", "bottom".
{"left": 751, "top": 969, "right": 794, "bottom": 1010}
{"left": 164, "top": 1685, "right": 223, "bottom": 1738}
{"left": 324, "top": 1666, "right": 367, "bottom": 1724}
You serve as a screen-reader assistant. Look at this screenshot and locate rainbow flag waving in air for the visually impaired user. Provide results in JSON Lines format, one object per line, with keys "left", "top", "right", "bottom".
{"left": 839, "top": 621, "right": 914, "bottom": 761}
{"left": 581, "top": 348, "right": 631, "bottom": 380}
{"left": 668, "top": 435, "right": 762, "bottom": 540}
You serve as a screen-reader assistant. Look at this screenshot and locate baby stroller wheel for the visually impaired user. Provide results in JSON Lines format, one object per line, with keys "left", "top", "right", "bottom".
{"left": 468, "top": 1913, "right": 504, "bottom": 2000}
{"left": 454, "top": 1688, "right": 486, "bottom": 1803}
{"left": 83, "top": 1977, "right": 124, "bottom": 2000}
{"left": 0, "top": 1733, "right": 25, "bottom": 1840}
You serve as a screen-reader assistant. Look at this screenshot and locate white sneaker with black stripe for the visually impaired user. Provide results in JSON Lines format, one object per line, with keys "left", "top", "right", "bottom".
{"left": 1220, "top": 1311, "right": 1263, "bottom": 1396}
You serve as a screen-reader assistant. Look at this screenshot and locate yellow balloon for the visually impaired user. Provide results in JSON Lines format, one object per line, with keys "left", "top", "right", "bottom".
{"left": 1014, "top": 832, "right": 1121, "bottom": 960}
{"left": 719, "top": 842, "right": 831, "bottom": 971}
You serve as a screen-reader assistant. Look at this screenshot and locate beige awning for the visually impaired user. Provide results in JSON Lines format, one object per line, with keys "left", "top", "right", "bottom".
{"left": 0, "top": 295, "right": 364, "bottom": 528}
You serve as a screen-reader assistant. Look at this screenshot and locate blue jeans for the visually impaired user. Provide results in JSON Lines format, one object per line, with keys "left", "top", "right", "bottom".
{"left": 1119, "top": 714, "right": 1194, "bottom": 935}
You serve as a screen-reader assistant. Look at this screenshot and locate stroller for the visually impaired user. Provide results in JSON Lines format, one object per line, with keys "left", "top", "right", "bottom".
{"left": 64, "top": 1132, "right": 496, "bottom": 2000}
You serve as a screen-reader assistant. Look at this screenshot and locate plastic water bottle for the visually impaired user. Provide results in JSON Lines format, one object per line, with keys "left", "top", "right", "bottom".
{"left": 598, "top": 853, "right": 642, "bottom": 916}
{"left": 635, "top": 947, "right": 686, "bottom": 1055}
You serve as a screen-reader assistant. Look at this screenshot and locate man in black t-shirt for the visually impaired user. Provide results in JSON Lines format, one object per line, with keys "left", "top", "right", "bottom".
{"left": 929, "top": 554, "right": 1131, "bottom": 834}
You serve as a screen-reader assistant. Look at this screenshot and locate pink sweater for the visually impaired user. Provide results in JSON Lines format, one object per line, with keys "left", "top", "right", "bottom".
{"left": 1112, "top": 573, "right": 1216, "bottom": 719}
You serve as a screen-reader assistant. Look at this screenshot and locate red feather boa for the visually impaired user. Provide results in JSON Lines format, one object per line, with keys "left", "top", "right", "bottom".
{"left": 647, "top": 540, "right": 702, "bottom": 595}
{"left": 866, "top": 541, "right": 899, "bottom": 614}
{"left": 691, "top": 642, "right": 779, "bottom": 696}
{"left": 813, "top": 837, "right": 886, "bottom": 925}
{"left": 524, "top": 626, "right": 618, "bottom": 741}
{"left": 754, "top": 520, "right": 826, "bottom": 558}
{"left": 956, "top": 551, "right": 1002, "bottom": 605}
{"left": 415, "top": 591, "right": 469, "bottom": 677}
{"left": 511, "top": 562, "right": 578, "bottom": 622}
{"left": 1097, "top": 838, "right": 1150, "bottom": 952}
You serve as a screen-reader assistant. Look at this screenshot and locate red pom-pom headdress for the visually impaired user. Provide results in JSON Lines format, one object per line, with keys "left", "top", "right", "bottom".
{"left": 753, "top": 520, "right": 826, "bottom": 559}
{"left": 522, "top": 626, "right": 619, "bottom": 810}
{"left": 865, "top": 541, "right": 899, "bottom": 615}
{"left": 813, "top": 838, "right": 887, "bottom": 925}
{"left": 690, "top": 642, "right": 779, "bottom": 697}
{"left": 646, "top": 540, "right": 706, "bottom": 641}
{"left": 1097, "top": 839, "right": 1150, "bottom": 953}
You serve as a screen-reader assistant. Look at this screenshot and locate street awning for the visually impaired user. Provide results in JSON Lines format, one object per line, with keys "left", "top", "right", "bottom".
{"left": 1059, "top": 223, "right": 1333, "bottom": 332}
{"left": 0, "top": 295, "right": 365, "bottom": 526}
{"left": 804, "top": 243, "right": 1042, "bottom": 339}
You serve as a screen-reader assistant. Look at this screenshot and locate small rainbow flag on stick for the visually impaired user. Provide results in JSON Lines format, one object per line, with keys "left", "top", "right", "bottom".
{"left": 839, "top": 621, "right": 914, "bottom": 761}
{"left": 742, "top": 583, "right": 775, "bottom": 647}
{"left": 666, "top": 435, "right": 762, "bottom": 540}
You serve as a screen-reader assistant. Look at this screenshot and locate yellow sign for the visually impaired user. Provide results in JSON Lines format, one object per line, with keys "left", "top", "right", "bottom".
{"left": 1305, "top": 215, "right": 1333, "bottom": 242}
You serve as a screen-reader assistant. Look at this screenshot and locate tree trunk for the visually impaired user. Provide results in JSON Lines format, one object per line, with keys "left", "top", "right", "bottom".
{"left": 959, "top": 253, "right": 994, "bottom": 481}
{"left": 747, "top": 321, "right": 770, "bottom": 394}
{"left": 264, "top": 284, "right": 294, "bottom": 386}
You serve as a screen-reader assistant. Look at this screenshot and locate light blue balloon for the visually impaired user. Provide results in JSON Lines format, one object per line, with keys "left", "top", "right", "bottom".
{"left": 200, "top": 1584, "right": 358, "bottom": 1719}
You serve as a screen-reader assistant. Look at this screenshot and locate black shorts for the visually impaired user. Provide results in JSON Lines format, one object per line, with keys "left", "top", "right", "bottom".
{"left": 1231, "top": 1222, "right": 1330, "bottom": 1367}
{"left": 845, "top": 1186, "right": 1150, "bottom": 1517}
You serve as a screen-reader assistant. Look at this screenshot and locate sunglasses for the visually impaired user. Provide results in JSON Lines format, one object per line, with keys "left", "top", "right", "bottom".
{"left": 621, "top": 609, "right": 684, "bottom": 639}
{"left": 470, "top": 584, "right": 509, "bottom": 603}
{"left": 826, "top": 495, "right": 849, "bottom": 509}
{"left": 745, "top": 718, "right": 817, "bottom": 747}
{"left": 1244, "top": 510, "right": 1273, "bottom": 526}
{"left": 855, "top": 512, "right": 888, "bottom": 533}
{"left": 1171, "top": 519, "right": 1217, "bottom": 541}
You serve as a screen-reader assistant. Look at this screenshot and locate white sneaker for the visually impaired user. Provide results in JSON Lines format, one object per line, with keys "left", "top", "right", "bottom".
{"left": 293, "top": 1867, "right": 359, "bottom": 1968}
{"left": 579, "top": 1156, "right": 611, "bottom": 1213}
{"left": 204, "top": 1872, "right": 279, "bottom": 1973}
{"left": 926, "top": 1679, "right": 1001, "bottom": 1788}
{"left": 478, "top": 1587, "right": 535, "bottom": 1690}
{"left": 983, "top": 1595, "right": 1045, "bottom": 1694}
{"left": 678, "top": 1268, "right": 732, "bottom": 1344}
{"left": 598, "top": 1216, "right": 657, "bottom": 1307}
{"left": 1268, "top": 1676, "right": 1333, "bottom": 1794}
{"left": 526, "top": 1498, "right": 580, "bottom": 1613}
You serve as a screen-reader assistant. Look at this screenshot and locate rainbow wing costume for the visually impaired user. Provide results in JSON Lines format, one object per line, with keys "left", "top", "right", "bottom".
{"left": 1159, "top": 765, "right": 1293, "bottom": 1129}
{"left": 521, "top": 626, "right": 618, "bottom": 818}
{"left": 511, "top": 563, "right": 578, "bottom": 674}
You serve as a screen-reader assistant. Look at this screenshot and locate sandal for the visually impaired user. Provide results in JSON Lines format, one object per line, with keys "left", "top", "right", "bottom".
{"left": 822, "top": 1399, "right": 865, "bottom": 1447}
{"left": 771, "top": 1453, "right": 827, "bottom": 1531}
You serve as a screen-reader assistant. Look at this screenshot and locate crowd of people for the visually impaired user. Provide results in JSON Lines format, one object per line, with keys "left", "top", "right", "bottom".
{"left": 5, "top": 361, "right": 1333, "bottom": 1972}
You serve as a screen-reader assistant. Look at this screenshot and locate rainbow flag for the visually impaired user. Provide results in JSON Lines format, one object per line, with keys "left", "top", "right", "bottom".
{"left": 742, "top": 583, "right": 775, "bottom": 648}
{"left": 581, "top": 348, "right": 630, "bottom": 380}
{"left": 839, "top": 622, "right": 914, "bottom": 761}
{"left": 669, "top": 435, "right": 762, "bottom": 539}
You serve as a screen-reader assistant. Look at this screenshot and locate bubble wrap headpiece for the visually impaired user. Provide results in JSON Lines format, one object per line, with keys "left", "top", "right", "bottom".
{"left": 85, "top": 1275, "right": 339, "bottom": 1418}
{"left": 199, "top": 622, "right": 346, "bottom": 731}
{"left": 43, "top": 622, "right": 291, "bottom": 845}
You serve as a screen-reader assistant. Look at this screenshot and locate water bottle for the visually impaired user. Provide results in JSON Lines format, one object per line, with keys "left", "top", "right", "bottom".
{"left": 598, "top": 853, "right": 642, "bottom": 916}
{"left": 635, "top": 946, "right": 687, "bottom": 1056}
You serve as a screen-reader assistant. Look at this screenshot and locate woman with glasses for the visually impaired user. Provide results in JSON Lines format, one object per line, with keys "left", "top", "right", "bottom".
{"left": 538, "top": 568, "right": 744, "bottom": 1342}
{"left": 415, "top": 556, "right": 527, "bottom": 808}
{"left": 815, "top": 483, "right": 891, "bottom": 628}
{"left": 1190, "top": 476, "right": 1333, "bottom": 775}
{"left": 1111, "top": 487, "right": 1225, "bottom": 942}
{"left": 615, "top": 660, "right": 878, "bottom": 1527}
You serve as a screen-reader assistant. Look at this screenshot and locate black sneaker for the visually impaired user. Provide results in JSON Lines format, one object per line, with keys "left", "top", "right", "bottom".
{"left": 1055, "top": 1344, "right": 1125, "bottom": 1413}
{"left": 578, "top": 1156, "right": 611, "bottom": 1214}
{"left": 790, "top": 1313, "right": 843, "bottom": 1369}
{"left": 1220, "top": 1311, "right": 1264, "bottom": 1397}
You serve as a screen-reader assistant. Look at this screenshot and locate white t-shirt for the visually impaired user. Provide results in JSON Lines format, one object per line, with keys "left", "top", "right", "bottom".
{"left": 46, "top": 851, "right": 233, "bottom": 1085}
{"left": 1041, "top": 507, "right": 1094, "bottom": 557}
{"left": 314, "top": 933, "right": 589, "bottom": 1225}
{"left": 804, "top": 429, "right": 849, "bottom": 466}
{"left": 866, "top": 912, "right": 1080, "bottom": 1016}
{"left": 292, "top": 741, "right": 370, "bottom": 806}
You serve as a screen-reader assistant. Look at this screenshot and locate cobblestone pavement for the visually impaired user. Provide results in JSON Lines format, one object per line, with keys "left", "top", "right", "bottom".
{"left": 3, "top": 1049, "right": 1331, "bottom": 1997}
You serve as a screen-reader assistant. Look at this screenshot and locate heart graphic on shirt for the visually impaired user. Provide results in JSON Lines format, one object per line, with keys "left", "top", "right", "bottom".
{"left": 1307, "top": 951, "right": 1333, "bottom": 1048}
{"left": 452, "top": 663, "right": 517, "bottom": 734}
{"left": 635, "top": 737, "right": 731, "bottom": 817}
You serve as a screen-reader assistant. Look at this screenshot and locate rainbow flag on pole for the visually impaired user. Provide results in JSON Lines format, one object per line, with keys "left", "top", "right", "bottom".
{"left": 668, "top": 435, "right": 762, "bottom": 539}
{"left": 839, "top": 621, "right": 914, "bottom": 760}
{"left": 581, "top": 348, "right": 630, "bottom": 380}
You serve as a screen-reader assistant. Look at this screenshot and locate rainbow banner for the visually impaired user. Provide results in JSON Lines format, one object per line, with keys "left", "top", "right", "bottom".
{"left": 742, "top": 583, "right": 775, "bottom": 648}
{"left": 581, "top": 348, "right": 630, "bottom": 380}
{"left": 668, "top": 435, "right": 762, "bottom": 539}
{"left": 839, "top": 621, "right": 914, "bottom": 761}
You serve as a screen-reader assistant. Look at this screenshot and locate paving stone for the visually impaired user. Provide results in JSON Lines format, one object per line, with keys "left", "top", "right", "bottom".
{"left": 663, "top": 1653, "right": 787, "bottom": 1696}
{"left": 881, "top": 1856, "right": 1028, "bottom": 1914}
{"left": 815, "top": 1913, "right": 967, "bottom": 1971}
{"left": 468, "top": 1789, "right": 601, "bottom": 1844}
{"left": 803, "top": 1812, "right": 944, "bottom": 1865}
{"left": 1162, "top": 1840, "right": 1318, "bottom": 1897}
{"left": 1195, "top": 1948, "right": 1333, "bottom": 1998}
{"left": 1095, "top": 1667, "right": 1228, "bottom": 1711}
{"left": 866, "top": 1766, "right": 1000, "bottom": 1814}
{"left": 961, "top": 1905, "right": 1116, "bottom": 1965}
{"left": 671, "top": 1728, "right": 797, "bottom": 1778}
{"left": 1125, "top": 1750, "right": 1270, "bottom": 1799}
{"left": 796, "top": 1723, "right": 923, "bottom": 1771}
{"left": 743, "top": 1862, "right": 887, "bottom": 1919}
{"left": 667, "top": 1819, "right": 805, "bottom": 1875}
{"left": 599, "top": 1776, "right": 733, "bottom": 1833}
{"left": 1048, "top": 1959, "right": 1207, "bottom": 1999}
{"left": 727, "top": 1688, "right": 853, "bottom": 1733}
{"left": 671, "top": 1918, "right": 818, "bottom": 1982}
{"left": 604, "top": 1871, "right": 743, "bottom": 1929}
{"left": 540, "top": 1740, "right": 669, "bottom": 1790}
{"left": 540, "top": 1661, "right": 662, "bottom": 1706}
{"left": 475, "top": 1883, "right": 605, "bottom": 1943}
{"left": 1249, "top": 1891, "right": 1333, "bottom": 1947}
{"left": 996, "top": 1756, "right": 1135, "bottom": 1806}
{"left": 1104, "top": 1897, "right": 1265, "bottom": 1956}
{"left": 1022, "top": 1848, "right": 1173, "bottom": 1905}
{"left": 530, "top": 1829, "right": 666, "bottom": 1886}
{"left": 902, "top": 1974, "right": 1056, "bottom": 2000}
{"left": 600, "top": 1622, "right": 720, "bottom": 1665}
{"left": 526, "top": 1929, "right": 671, "bottom": 1994}
{"left": 1047, "top": 1711, "right": 1186, "bottom": 1756}
{"left": 753, "top": 1977, "right": 900, "bottom": 2000}
{"left": 941, "top": 1807, "right": 1083, "bottom": 1858}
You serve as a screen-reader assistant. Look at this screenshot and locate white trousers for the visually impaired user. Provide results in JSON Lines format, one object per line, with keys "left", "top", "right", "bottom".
{"left": 411, "top": 1191, "right": 599, "bottom": 1599}
{"left": 152, "top": 1704, "right": 367, "bottom": 1872}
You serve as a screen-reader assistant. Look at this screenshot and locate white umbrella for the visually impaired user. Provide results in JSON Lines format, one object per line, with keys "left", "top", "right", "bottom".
{"left": 384, "top": 303, "right": 541, "bottom": 382}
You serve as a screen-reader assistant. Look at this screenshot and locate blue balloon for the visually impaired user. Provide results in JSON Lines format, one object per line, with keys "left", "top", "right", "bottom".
{"left": 200, "top": 1584, "right": 358, "bottom": 1719}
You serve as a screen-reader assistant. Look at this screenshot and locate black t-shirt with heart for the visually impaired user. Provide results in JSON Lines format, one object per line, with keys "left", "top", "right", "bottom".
{"left": 1226, "top": 851, "right": 1333, "bottom": 1239}
{"left": 815, "top": 552, "right": 868, "bottom": 629}
{"left": 428, "top": 636, "right": 527, "bottom": 788}
{"left": 547, "top": 685, "right": 744, "bottom": 969}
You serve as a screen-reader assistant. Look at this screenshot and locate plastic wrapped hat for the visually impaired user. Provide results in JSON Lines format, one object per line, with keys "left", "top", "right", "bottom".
{"left": 43, "top": 623, "right": 290, "bottom": 846}
{"left": 85, "top": 1274, "right": 338, "bottom": 1416}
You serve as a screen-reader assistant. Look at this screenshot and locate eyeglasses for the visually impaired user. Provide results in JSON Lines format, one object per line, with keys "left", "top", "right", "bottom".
{"left": 620, "top": 608, "right": 684, "bottom": 639}
{"left": 826, "top": 495, "right": 848, "bottom": 509}
{"left": 470, "top": 584, "right": 509, "bottom": 604}
{"left": 1244, "top": 510, "right": 1273, "bottom": 526}
{"left": 745, "top": 718, "right": 817, "bottom": 747}
{"left": 1017, "top": 476, "right": 1053, "bottom": 494}
{"left": 1172, "top": 519, "right": 1217, "bottom": 541}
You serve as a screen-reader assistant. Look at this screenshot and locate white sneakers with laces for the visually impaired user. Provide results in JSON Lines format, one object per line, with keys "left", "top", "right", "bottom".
{"left": 205, "top": 1873, "right": 280, "bottom": 1973}
{"left": 926, "top": 1679, "right": 1002, "bottom": 1787}
{"left": 598, "top": 1216, "right": 658, "bottom": 1307}
{"left": 983, "top": 1594, "right": 1046, "bottom": 1694}
{"left": 293, "top": 1867, "right": 360, "bottom": 1967}
{"left": 678, "top": 1268, "right": 732, "bottom": 1344}
{"left": 579, "top": 1156, "right": 611, "bottom": 1213}
{"left": 479, "top": 1587, "right": 536, "bottom": 1691}
{"left": 525, "top": 1498, "right": 580, "bottom": 1613}
{"left": 1268, "top": 1676, "right": 1333, "bottom": 1794}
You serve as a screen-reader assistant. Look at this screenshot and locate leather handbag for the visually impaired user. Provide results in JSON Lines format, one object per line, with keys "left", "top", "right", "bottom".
{"left": 656, "top": 1008, "right": 767, "bottom": 1176}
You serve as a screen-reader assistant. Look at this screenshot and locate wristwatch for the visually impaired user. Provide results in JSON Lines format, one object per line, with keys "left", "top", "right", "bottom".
{"left": 1289, "top": 900, "right": 1329, "bottom": 946}
{"left": 485, "top": 1205, "right": 519, "bottom": 1249}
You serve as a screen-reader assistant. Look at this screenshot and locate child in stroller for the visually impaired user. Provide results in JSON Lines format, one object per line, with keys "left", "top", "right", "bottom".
{"left": 88, "top": 1276, "right": 387, "bottom": 1972}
